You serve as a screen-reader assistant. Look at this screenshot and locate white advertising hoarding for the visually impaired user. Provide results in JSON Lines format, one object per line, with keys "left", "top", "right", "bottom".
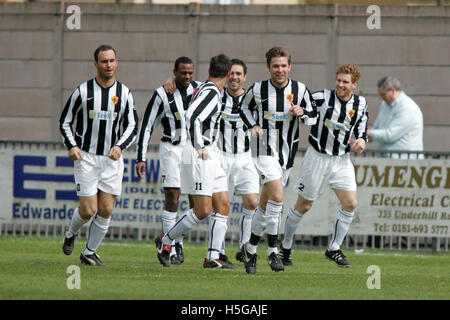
{"left": 0, "top": 145, "right": 448, "bottom": 238}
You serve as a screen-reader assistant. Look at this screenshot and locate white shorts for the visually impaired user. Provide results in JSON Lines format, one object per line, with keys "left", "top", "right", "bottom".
{"left": 253, "top": 155, "right": 291, "bottom": 187}
{"left": 180, "top": 144, "right": 228, "bottom": 196}
{"left": 221, "top": 151, "right": 259, "bottom": 201}
{"left": 74, "top": 151, "right": 124, "bottom": 197}
{"left": 294, "top": 146, "right": 357, "bottom": 201}
{"left": 159, "top": 142, "right": 183, "bottom": 188}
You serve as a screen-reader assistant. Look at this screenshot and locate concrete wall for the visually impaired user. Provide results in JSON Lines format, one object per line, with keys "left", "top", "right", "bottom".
{"left": 0, "top": 2, "right": 449, "bottom": 151}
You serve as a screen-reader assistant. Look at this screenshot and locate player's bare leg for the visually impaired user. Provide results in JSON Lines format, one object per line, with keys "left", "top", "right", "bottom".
{"left": 80, "top": 191, "right": 115, "bottom": 266}
{"left": 63, "top": 194, "right": 97, "bottom": 255}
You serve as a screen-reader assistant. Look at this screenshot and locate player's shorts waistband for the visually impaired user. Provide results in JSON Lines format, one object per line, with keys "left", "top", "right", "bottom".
{"left": 308, "top": 146, "right": 349, "bottom": 159}
{"left": 220, "top": 150, "right": 252, "bottom": 158}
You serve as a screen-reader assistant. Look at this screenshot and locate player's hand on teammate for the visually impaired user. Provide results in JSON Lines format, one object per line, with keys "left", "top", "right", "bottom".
{"left": 350, "top": 138, "right": 366, "bottom": 154}
{"left": 163, "top": 76, "right": 176, "bottom": 94}
{"left": 197, "top": 148, "right": 211, "bottom": 160}
{"left": 252, "top": 125, "right": 263, "bottom": 138}
{"left": 109, "top": 145, "right": 122, "bottom": 161}
{"left": 68, "top": 146, "right": 83, "bottom": 161}
{"left": 136, "top": 161, "right": 146, "bottom": 179}
{"left": 289, "top": 104, "right": 304, "bottom": 117}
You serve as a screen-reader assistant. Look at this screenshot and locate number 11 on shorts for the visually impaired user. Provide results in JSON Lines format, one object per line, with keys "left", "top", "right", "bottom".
{"left": 195, "top": 182, "right": 202, "bottom": 191}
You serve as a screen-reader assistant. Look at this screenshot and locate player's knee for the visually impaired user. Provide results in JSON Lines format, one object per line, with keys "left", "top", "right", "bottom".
{"left": 79, "top": 204, "right": 97, "bottom": 219}
{"left": 244, "top": 197, "right": 258, "bottom": 211}
{"left": 268, "top": 193, "right": 283, "bottom": 204}
{"left": 342, "top": 199, "right": 357, "bottom": 213}
{"left": 97, "top": 202, "right": 114, "bottom": 218}
{"left": 193, "top": 207, "right": 212, "bottom": 220}
{"left": 216, "top": 201, "right": 230, "bottom": 216}
{"left": 165, "top": 200, "right": 179, "bottom": 212}
{"left": 296, "top": 198, "right": 313, "bottom": 214}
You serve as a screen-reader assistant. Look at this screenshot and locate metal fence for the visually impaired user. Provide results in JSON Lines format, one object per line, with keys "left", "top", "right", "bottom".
{"left": 1, "top": 140, "right": 449, "bottom": 253}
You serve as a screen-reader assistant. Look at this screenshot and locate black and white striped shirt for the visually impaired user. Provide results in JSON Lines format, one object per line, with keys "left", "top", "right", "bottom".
{"left": 218, "top": 88, "right": 250, "bottom": 154}
{"left": 309, "top": 89, "right": 368, "bottom": 156}
{"left": 240, "top": 79, "right": 317, "bottom": 169}
{"left": 59, "top": 78, "right": 138, "bottom": 156}
{"left": 186, "top": 80, "right": 223, "bottom": 149}
{"left": 136, "top": 81, "right": 200, "bottom": 162}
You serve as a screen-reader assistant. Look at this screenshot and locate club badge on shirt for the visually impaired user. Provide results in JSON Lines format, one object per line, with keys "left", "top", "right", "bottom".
{"left": 286, "top": 94, "right": 294, "bottom": 104}
{"left": 111, "top": 96, "right": 119, "bottom": 105}
{"left": 348, "top": 109, "right": 356, "bottom": 119}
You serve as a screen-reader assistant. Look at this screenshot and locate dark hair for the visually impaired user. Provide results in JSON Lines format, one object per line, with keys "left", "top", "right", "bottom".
{"left": 94, "top": 45, "right": 116, "bottom": 62}
{"left": 209, "top": 54, "right": 232, "bottom": 78}
{"left": 174, "top": 56, "right": 194, "bottom": 71}
{"left": 231, "top": 58, "right": 247, "bottom": 75}
{"left": 265, "top": 46, "right": 291, "bottom": 66}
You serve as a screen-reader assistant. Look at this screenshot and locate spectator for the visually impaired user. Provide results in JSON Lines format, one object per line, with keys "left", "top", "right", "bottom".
{"left": 367, "top": 76, "right": 424, "bottom": 159}
{"left": 367, "top": 76, "right": 424, "bottom": 248}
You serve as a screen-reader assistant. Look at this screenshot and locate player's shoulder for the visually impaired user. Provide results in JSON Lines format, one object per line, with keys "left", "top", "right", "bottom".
{"left": 191, "top": 80, "right": 203, "bottom": 88}
{"left": 115, "top": 80, "right": 133, "bottom": 97}
{"left": 76, "top": 78, "right": 93, "bottom": 90}
{"left": 199, "top": 81, "right": 220, "bottom": 94}
{"left": 245, "top": 81, "right": 264, "bottom": 95}
{"left": 155, "top": 85, "right": 168, "bottom": 97}
{"left": 115, "top": 80, "right": 127, "bottom": 90}
{"left": 311, "top": 89, "right": 327, "bottom": 101}
{"left": 191, "top": 82, "right": 220, "bottom": 104}
{"left": 290, "top": 79, "right": 307, "bottom": 91}
{"left": 353, "top": 93, "right": 367, "bottom": 107}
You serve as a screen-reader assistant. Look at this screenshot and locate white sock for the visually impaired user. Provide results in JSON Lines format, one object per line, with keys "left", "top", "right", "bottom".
{"left": 163, "top": 208, "right": 199, "bottom": 246}
{"left": 162, "top": 210, "right": 177, "bottom": 256}
{"left": 251, "top": 206, "right": 266, "bottom": 237}
{"left": 246, "top": 242, "right": 257, "bottom": 255}
{"left": 282, "top": 207, "right": 304, "bottom": 249}
{"left": 220, "top": 241, "right": 226, "bottom": 256}
{"left": 238, "top": 208, "right": 255, "bottom": 248}
{"left": 265, "top": 200, "right": 283, "bottom": 235}
{"left": 267, "top": 246, "right": 278, "bottom": 256}
{"left": 84, "top": 214, "right": 110, "bottom": 255}
{"left": 207, "top": 212, "right": 228, "bottom": 260}
{"left": 69, "top": 207, "right": 90, "bottom": 235}
{"left": 328, "top": 209, "right": 354, "bottom": 251}
{"left": 161, "top": 210, "right": 177, "bottom": 234}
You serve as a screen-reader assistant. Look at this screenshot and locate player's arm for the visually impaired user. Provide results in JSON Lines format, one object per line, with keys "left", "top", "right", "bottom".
{"left": 369, "top": 104, "right": 412, "bottom": 144}
{"left": 351, "top": 99, "right": 369, "bottom": 154}
{"left": 59, "top": 87, "right": 83, "bottom": 160}
{"left": 135, "top": 91, "right": 164, "bottom": 178}
{"left": 68, "top": 146, "right": 83, "bottom": 161}
{"left": 239, "top": 85, "right": 262, "bottom": 137}
{"left": 297, "top": 86, "right": 318, "bottom": 126}
{"left": 112, "top": 90, "right": 138, "bottom": 160}
{"left": 350, "top": 138, "right": 366, "bottom": 154}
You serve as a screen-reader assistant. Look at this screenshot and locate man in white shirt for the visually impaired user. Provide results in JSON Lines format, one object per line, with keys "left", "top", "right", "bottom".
{"left": 368, "top": 76, "right": 424, "bottom": 159}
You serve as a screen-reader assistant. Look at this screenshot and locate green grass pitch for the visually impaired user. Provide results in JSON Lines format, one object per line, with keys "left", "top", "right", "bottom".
{"left": 0, "top": 236, "right": 448, "bottom": 300}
